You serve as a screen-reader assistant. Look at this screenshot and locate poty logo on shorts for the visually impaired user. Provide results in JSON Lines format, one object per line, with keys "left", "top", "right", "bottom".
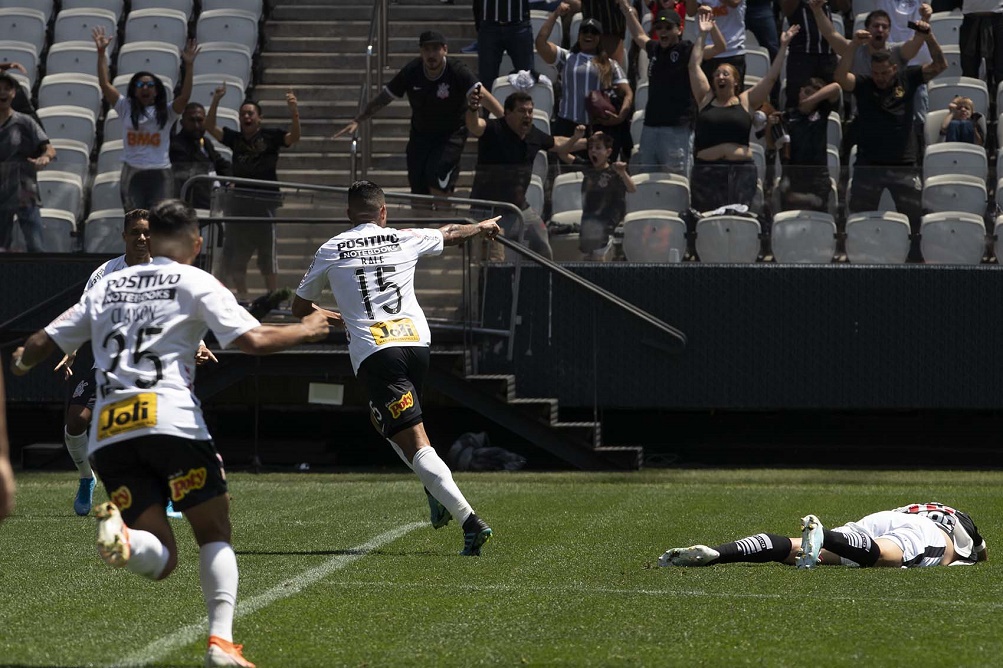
{"left": 110, "top": 485, "right": 133, "bottom": 510}
{"left": 386, "top": 390, "right": 414, "bottom": 419}
{"left": 169, "top": 467, "right": 208, "bottom": 502}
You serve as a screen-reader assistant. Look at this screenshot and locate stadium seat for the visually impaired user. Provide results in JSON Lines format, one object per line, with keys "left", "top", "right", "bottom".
{"left": 61, "top": 0, "right": 124, "bottom": 20}
{"left": 214, "top": 106, "right": 240, "bottom": 133}
{"left": 194, "top": 42, "right": 254, "bottom": 88}
{"left": 994, "top": 216, "right": 1003, "bottom": 262}
{"left": 569, "top": 12, "right": 583, "bottom": 45}
{"left": 37, "top": 74, "right": 103, "bottom": 118}
{"left": 929, "top": 11, "right": 962, "bottom": 46}
{"left": 103, "top": 108, "right": 121, "bottom": 142}
{"left": 0, "top": 41, "right": 39, "bottom": 86}
{"left": 636, "top": 46, "right": 649, "bottom": 85}
{"left": 0, "top": 9, "right": 47, "bottom": 56}
{"left": 751, "top": 142, "right": 766, "bottom": 184}
{"left": 844, "top": 211, "right": 911, "bottom": 264}
{"left": 635, "top": 82, "right": 648, "bottom": 112}
{"left": 827, "top": 111, "right": 841, "bottom": 150}
{"left": 532, "top": 109, "right": 550, "bottom": 134}
{"left": 37, "top": 171, "right": 84, "bottom": 221}
{"left": 84, "top": 208, "right": 125, "bottom": 252}
{"left": 45, "top": 41, "right": 100, "bottom": 77}
{"left": 130, "top": 0, "right": 193, "bottom": 19}
{"left": 621, "top": 210, "right": 687, "bottom": 262}
{"left": 928, "top": 77, "right": 989, "bottom": 117}
{"left": 526, "top": 174, "right": 545, "bottom": 215}
{"left": 90, "top": 170, "right": 123, "bottom": 212}
{"left": 53, "top": 8, "right": 118, "bottom": 46}
{"left": 112, "top": 73, "right": 174, "bottom": 99}
{"left": 531, "top": 9, "right": 561, "bottom": 46}
{"left": 922, "top": 174, "right": 987, "bottom": 216}
{"left": 919, "top": 211, "right": 986, "bottom": 264}
{"left": 771, "top": 210, "right": 837, "bottom": 263}
{"left": 532, "top": 150, "right": 548, "bottom": 183}
{"left": 196, "top": 10, "right": 260, "bottom": 52}
{"left": 925, "top": 109, "right": 986, "bottom": 148}
{"left": 534, "top": 52, "right": 558, "bottom": 85}
{"left": 630, "top": 109, "right": 644, "bottom": 147}
{"left": 190, "top": 74, "right": 245, "bottom": 112}
{"left": 627, "top": 173, "right": 689, "bottom": 213}
{"left": 695, "top": 215, "right": 761, "bottom": 263}
{"left": 550, "top": 172, "right": 584, "bottom": 215}
{"left": 202, "top": 0, "right": 263, "bottom": 15}
{"left": 36, "top": 106, "right": 97, "bottom": 154}
{"left": 826, "top": 145, "right": 840, "bottom": 182}
{"left": 941, "top": 45, "right": 963, "bottom": 78}
{"left": 125, "top": 9, "right": 189, "bottom": 50}
{"left": 48, "top": 139, "right": 91, "bottom": 179}
{"left": 97, "top": 140, "right": 124, "bottom": 175}
{"left": 490, "top": 75, "right": 554, "bottom": 119}
{"left": 0, "top": 0, "right": 53, "bottom": 23}
{"left": 116, "top": 41, "right": 182, "bottom": 84}
{"left": 923, "top": 142, "right": 988, "bottom": 180}
{"left": 744, "top": 28, "right": 760, "bottom": 48}
{"left": 745, "top": 46, "right": 770, "bottom": 80}
{"left": 39, "top": 208, "right": 77, "bottom": 252}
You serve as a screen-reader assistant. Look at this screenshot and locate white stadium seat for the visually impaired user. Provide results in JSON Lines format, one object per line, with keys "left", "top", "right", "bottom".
{"left": 627, "top": 173, "right": 689, "bottom": 213}
{"left": 39, "top": 208, "right": 77, "bottom": 252}
{"left": 53, "top": 8, "right": 118, "bottom": 46}
{"left": 0, "top": 41, "right": 39, "bottom": 86}
{"left": 928, "top": 77, "right": 989, "bottom": 117}
{"left": 196, "top": 10, "right": 260, "bottom": 52}
{"left": 125, "top": 9, "right": 189, "bottom": 50}
{"left": 190, "top": 74, "right": 245, "bottom": 112}
{"left": 61, "top": 0, "right": 124, "bottom": 21}
{"left": 924, "top": 109, "right": 986, "bottom": 149}
{"left": 195, "top": 42, "right": 254, "bottom": 89}
{"left": 920, "top": 211, "right": 986, "bottom": 264}
{"left": 490, "top": 75, "right": 554, "bottom": 119}
{"left": 744, "top": 46, "right": 770, "bottom": 80}
{"left": 621, "top": 210, "right": 687, "bottom": 262}
{"left": 97, "top": 139, "right": 124, "bottom": 175}
{"left": 0, "top": 8, "right": 47, "bottom": 56}
{"left": 526, "top": 174, "right": 545, "bottom": 215}
{"left": 116, "top": 41, "right": 182, "bottom": 84}
{"left": 201, "top": 0, "right": 263, "bottom": 17}
{"left": 922, "top": 174, "right": 987, "bottom": 216}
{"left": 45, "top": 41, "right": 100, "bottom": 77}
{"left": 84, "top": 208, "right": 126, "bottom": 253}
{"left": 91, "top": 170, "right": 124, "bottom": 212}
{"left": 37, "top": 171, "right": 84, "bottom": 221}
{"left": 923, "top": 142, "right": 988, "bottom": 181}
{"left": 550, "top": 171, "right": 584, "bottom": 215}
{"left": 48, "top": 139, "right": 91, "bottom": 179}
{"left": 0, "top": 0, "right": 54, "bottom": 23}
{"left": 130, "top": 0, "right": 193, "bottom": 19}
{"left": 771, "top": 210, "right": 837, "bottom": 263}
{"left": 37, "top": 74, "right": 103, "bottom": 118}
{"left": 845, "top": 211, "right": 911, "bottom": 264}
{"left": 695, "top": 215, "right": 761, "bottom": 263}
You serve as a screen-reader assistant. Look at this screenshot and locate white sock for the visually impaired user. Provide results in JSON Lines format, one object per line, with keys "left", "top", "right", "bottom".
{"left": 411, "top": 446, "right": 472, "bottom": 525}
{"left": 125, "top": 529, "right": 170, "bottom": 580}
{"left": 64, "top": 427, "right": 92, "bottom": 478}
{"left": 200, "top": 541, "right": 238, "bottom": 641}
{"left": 386, "top": 438, "right": 414, "bottom": 471}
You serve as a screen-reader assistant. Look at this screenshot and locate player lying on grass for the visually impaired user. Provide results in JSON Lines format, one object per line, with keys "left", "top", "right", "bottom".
{"left": 660, "top": 502, "right": 987, "bottom": 569}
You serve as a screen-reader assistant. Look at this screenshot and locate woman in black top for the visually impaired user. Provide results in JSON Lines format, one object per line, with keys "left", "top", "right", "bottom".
{"left": 688, "top": 13, "right": 797, "bottom": 215}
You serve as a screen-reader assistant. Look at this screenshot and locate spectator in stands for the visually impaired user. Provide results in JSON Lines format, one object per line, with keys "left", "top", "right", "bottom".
{"left": 537, "top": 9, "right": 634, "bottom": 160}
{"left": 688, "top": 15, "right": 796, "bottom": 215}
{"left": 333, "top": 31, "right": 503, "bottom": 207}
{"left": 93, "top": 27, "right": 199, "bottom": 212}
{"left": 621, "top": 0, "right": 725, "bottom": 174}
{"left": 170, "top": 102, "right": 232, "bottom": 211}
{"left": 687, "top": 0, "right": 748, "bottom": 90}
{"left": 834, "top": 27, "right": 947, "bottom": 262}
{"left": 583, "top": 0, "right": 629, "bottom": 65}
{"left": 0, "top": 70, "right": 54, "bottom": 253}
{"left": 466, "top": 90, "right": 587, "bottom": 260}
{"left": 781, "top": 0, "right": 846, "bottom": 110}
{"left": 745, "top": 0, "right": 779, "bottom": 100}
{"left": 960, "top": 0, "right": 1003, "bottom": 101}
{"left": 771, "top": 77, "right": 840, "bottom": 212}
{"left": 578, "top": 131, "right": 637, "bottom": 258}
{"left": 205, "top": 87, "right": 300, "bottom": 302}
{"left": 0, "top": 358, "right": 14, "bottom": 524}
{"left": 0, "top": 62, "right": 41, "bottom": 126}
{"left": 478, "top": 0, "right": 535, "bottom": 91}
{"left": 939, "top": 96, "right": 984, "bottom": 145}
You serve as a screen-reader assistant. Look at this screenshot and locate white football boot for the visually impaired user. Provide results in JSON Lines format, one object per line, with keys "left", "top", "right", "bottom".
{"left": 658, "top": 545, "right": 720, "bottom": 567}
{"left": 796, "top": 514, "right": 824, "bottom": 569}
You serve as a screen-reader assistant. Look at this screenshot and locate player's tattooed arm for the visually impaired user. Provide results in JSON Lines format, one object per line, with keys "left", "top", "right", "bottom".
{"left": 291, "top": 295, "right": 344, "bottom": 327}
{"left": 440, "top": 217, "right": 502, "bottom": 246}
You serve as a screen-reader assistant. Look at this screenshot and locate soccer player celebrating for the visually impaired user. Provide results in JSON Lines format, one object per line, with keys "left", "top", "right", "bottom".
{"left": 292, "top": 180, "right": 499, "bottom": 556}
{"left": 11, "top": 199, "right": 329, "bottom": 667}
{"left": 659, "top": 502, "right": 987, "bottom": 569}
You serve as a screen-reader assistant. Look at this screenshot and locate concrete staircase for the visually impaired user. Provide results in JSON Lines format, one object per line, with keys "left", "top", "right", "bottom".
{"left": 239, "top": 0, "right": 481, "bottom": 315}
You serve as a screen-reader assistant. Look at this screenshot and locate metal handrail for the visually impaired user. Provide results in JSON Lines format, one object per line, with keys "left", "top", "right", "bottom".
{"left": 349, "top": 0, "right": 388, "bottom": 179}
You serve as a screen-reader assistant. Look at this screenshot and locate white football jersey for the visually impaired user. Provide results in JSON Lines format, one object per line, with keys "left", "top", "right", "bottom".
{"left": 45, "top": 257, "right": 260, "bottom": 451}
{"left": 296, "top": 222, "right": 444, "bottom": 373}
{"left": 85, "top": 255, "right": 133, "bottom": 293}
{"left": 893, "top": 502, "right": 987, "bottom": 563}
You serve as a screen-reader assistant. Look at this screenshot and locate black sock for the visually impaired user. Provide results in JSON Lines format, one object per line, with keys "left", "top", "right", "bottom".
{"left": 822, "top": 529, "right": 881, "bottom": 567}
{"left": 712, "top": 533, "right": 793, "bottom": 564}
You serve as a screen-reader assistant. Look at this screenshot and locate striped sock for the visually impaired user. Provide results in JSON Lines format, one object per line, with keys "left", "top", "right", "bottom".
{"left": 713, "top": 533, "right": 793, "bottom": 564}
{"left": 823, "top": 529, "right": 881, "bottom": 567}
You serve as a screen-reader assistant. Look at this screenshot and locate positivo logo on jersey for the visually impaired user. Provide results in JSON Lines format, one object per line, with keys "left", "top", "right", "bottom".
{"left": 386, "top": 390, "right": 414, "bottom": 419}
{"left": 97, "top": 393, "right": 158, "bottom": 441}
{"left": 169, "top": 467, "right": 208, "bottom": 502}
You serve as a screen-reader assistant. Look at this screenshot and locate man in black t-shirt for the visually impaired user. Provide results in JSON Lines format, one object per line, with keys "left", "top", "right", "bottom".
{"left": 835, "top": 29, "right": 947, "bottom": 261}
{"left": 206, "top": 87, "right": 301, "bottom": 301}
{"left": 466, "top": 90, "right": 586, "bottom": 260}
{"left": 620, "top": 2, "right": 725, "bottom": 175}
{"left": 170, "top": 102, "right": 231, "bottom": 210}
{"left": 334, "top": 31, "right": 504, "bottom": 205}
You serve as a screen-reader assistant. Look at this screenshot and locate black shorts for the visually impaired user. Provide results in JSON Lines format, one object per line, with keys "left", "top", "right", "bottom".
{"left": 90, "top": 434, "right": 229, "bottom": 524}
{"left": 69, "top": 367, "right": 97, "bottom": 411}
{"left": 357, "top": 346, "right": 429, "bottom": 438}
{"left": 406, "top": 128, "right": 467, "bottom": 195}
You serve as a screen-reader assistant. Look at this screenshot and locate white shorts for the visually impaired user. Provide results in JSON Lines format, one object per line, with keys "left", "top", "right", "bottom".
{"left": 834, "top": 511, "right": 947, "bottom": 568}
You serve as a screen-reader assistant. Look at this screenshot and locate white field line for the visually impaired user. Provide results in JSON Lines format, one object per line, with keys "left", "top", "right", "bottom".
{"left": 110, "top": 521, "right": 424, "bottom": 668}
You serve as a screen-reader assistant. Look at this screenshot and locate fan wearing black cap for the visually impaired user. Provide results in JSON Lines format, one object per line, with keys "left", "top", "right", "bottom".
{"left": 620, "top": 0, "right": 725, "bottom": 175}
{"left": 537, "top": 5, "right": 634, "bottom": 161}
{"left": 333, "top": 31, "right": 503, "bottom": 207}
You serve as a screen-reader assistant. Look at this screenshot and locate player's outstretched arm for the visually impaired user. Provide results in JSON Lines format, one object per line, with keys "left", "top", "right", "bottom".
{"left": 291, "top": 295, "right": 343, "bottom": 327}
{"left": 233, "top": 310, "right": 330, "bottom": 355}
{"left": 10, "top": 329, "right": 59, "bottom": 376}
{"left": 440, "top": 217, "right": 502, "bottom": 247}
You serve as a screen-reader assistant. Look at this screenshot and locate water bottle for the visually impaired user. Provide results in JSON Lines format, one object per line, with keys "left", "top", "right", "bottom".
{"left": 893, "top": 0, "right": 917, "bottom": 15}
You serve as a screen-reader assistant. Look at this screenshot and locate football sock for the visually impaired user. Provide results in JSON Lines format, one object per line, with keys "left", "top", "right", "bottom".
{"left": 200, "top": 542, "right": 239, "bottom": 642}
{"left": 64, "top": 427, "right": 92, "bottom": 478}
{"left": 712, "top": 533, "right": 793, "bottom": 564}
{"left": 411, "top": 446, "right": 473, "bottom": 526}
{"left": 823, "top": 529, "right": 881, "bottom": 567}
{"left": 126, "top": 529, "right": 170, "bottom": 580}
{"left": 386, "top": 438, "right": 415, "bottom": 471}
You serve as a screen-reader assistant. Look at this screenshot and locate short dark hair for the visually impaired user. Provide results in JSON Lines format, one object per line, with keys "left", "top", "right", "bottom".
{"left": 183, "top": 102, "right": 206, "bottom": 114}
{"left": 870, "top": 51, "right": 894, "bottom": 66}
{"left": 347, "top": 180, "right": 385, "bottom": 220}
{"left": 504, "top": 91, "right": 533, "bottom": 112}
{"left": 149, "top": 200, "right": 199, "bottom": 237}
{"left": 240, "top": 99, "right": 262, "bottom": 115}
{"left": 123, "top": 208, "right": 149, "bottom": 231}
{"left": 587, "top": 131, "right": 613, "bottom": 150}
{"left": 864, "top": 9, "right": 891, "bottom": 28}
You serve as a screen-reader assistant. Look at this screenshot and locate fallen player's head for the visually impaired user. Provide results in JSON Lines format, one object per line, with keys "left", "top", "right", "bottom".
{"left": 347, "top": 180, "right": 387, "bottom": 226}
{"left": 148, "top": 199, "right": 203, "bottom": 263}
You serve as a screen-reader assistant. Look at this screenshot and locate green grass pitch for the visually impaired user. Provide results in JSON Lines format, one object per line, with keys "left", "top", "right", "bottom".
{"left": 0, "top": 469, "right": 999, "bottom": 667}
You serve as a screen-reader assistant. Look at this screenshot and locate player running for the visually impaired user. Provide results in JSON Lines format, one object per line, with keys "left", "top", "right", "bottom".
{"left": 12, "top": 199, "right": 329, "bottom": 667}
{"left": 292, "top": 180, "right": 500, "bottom": 556}
{"left": 659, "top": 502, "right": 987, "bottom": 569}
